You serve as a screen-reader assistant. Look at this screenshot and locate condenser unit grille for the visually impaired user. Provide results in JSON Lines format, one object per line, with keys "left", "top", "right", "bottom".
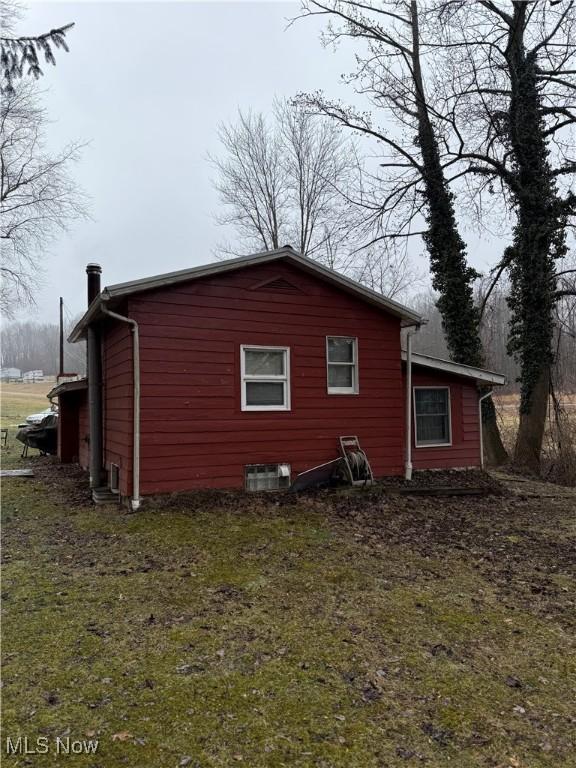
{"left": 245, "top": 463, "right": 291, "bottom": 492}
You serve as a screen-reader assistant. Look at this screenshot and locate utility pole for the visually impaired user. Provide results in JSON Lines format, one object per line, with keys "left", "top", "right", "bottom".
{"left": 59, "top": 296, "right": 64, "bottom": 378}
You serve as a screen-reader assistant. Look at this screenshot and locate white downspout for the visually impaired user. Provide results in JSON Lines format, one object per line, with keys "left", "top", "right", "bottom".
{"left": 101, "top": 306, "right": 141, "bottom": 511}
{"left": 478, "top": 389, "right": 493, "bottom": 471}
{"left": 405, "top": 326, "right": 419, "bottom": 481}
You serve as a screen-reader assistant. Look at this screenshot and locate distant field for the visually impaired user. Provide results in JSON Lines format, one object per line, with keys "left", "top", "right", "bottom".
{"left": 493, "top": 393, "right": 576, "bottom": 457}
{"left": 495, "top": 393, "right": 576, "bottom": 409}
{"left": 1, "top": 382, "right": 54, "bottom": 430}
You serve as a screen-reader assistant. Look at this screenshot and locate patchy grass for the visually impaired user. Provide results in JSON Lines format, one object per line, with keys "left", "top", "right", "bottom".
{"left": 2, "top": 460, "right": 575, "bottom": 768}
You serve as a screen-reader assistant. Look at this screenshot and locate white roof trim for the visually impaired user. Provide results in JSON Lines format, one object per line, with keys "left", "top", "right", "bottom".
{"left": 402, "top": 351, "right": 506, "bottom": 385}
{"left": 69, "top": 247, "right": 422, "bottom": 342}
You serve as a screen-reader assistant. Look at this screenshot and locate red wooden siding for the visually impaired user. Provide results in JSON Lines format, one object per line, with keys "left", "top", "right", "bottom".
{"left": 407, "top": 368, "right": 481, "bottom": 470}
{"left": 102, "top": 321, "right": 133, "bottom": 496}
{"left": 94, "top": 260, "right": 485, "bottom": 496}
{"left": 57, "top": 391, "right": 83, "bottom": 463}
{"left": 126, "top": 261, "right": 405, "bottom": 494}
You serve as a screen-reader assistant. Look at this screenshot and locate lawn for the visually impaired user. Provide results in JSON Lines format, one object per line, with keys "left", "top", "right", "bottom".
{"left": 1, "top": 381, "right": 53, "bottom": 430}
{"left": 2, "top": 457, "right": 575, "bottom": 767}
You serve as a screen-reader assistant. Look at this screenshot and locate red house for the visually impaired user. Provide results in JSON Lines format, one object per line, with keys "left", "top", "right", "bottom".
{"left": 51, "top": 247, "right": 505, "bottom": 508}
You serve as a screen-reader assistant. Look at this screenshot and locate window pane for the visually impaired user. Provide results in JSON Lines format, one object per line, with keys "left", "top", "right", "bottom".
{"left": 244, "top": 349, "right": 284, "bottom": 376}
{"left": 328, "top": 338, "right": 354, "bottom": 363}
{"left": 328, "top": 364, "right": 353, "bottom": 389}
{"left": 246, "top": 381, "right": 285, "bottom": 406}
{"left": 416, "top": 414, "right": 449, "bottom": 444}
{"left": 415, "top": 389, "right": 448, "bottom": 415}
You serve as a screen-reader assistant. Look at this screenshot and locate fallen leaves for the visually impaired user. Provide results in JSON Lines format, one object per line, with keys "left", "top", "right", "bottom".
{"left": 111, "top": 731, "right": 132, "bottom": 742}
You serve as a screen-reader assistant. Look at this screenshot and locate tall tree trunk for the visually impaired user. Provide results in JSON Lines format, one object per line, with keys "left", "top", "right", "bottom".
{"left": 482, "top": 394, "right": 509, "bottom": 466}
{"left": 514, "top": 367, "right": 550, "bottom": 470}
{"left": 504, "top": 2, "right": 566, "bottom": 472}
{"left": 410, "top": 0, "right": 507, "bottom": 465}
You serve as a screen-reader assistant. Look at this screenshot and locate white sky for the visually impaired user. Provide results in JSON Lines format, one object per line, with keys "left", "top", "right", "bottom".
{"left": 20, "top": 0, "right": 498, "bottom": 324}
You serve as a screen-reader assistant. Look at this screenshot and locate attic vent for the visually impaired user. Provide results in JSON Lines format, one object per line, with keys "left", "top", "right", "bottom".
{"left": 245, "top": 463, "right": 291, "bottom": 491}
{"left": 251, "top": 277, "right": 303, "bottom": 295}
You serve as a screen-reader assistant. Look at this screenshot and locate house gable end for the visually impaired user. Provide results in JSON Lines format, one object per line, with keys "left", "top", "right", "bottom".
{"left": 69, "top": 248, "right": 422, "bottom": 342}
{"left": 249, "top": 274, "right": 305, "bottom": 295}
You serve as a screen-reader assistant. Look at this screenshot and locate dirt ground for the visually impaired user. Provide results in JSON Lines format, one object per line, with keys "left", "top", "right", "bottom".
{"left": 2, "top": 457, "right": 574, "bottom": 768}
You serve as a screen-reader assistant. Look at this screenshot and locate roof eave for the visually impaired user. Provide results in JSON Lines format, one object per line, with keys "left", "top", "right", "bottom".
{"left": 68, "top": 295, "right": 106, "bottom": 342}
{"left": 68, "top": 248, "right": 422, "bottom": 341}
{"left": 46, "top": 377, "right": 88, "bottom": 399}
{"left": 402, "top": 351, "right": 506, "bottom": 386}
{"left": 103, "top": 250, "right": 422, "bottom": 323}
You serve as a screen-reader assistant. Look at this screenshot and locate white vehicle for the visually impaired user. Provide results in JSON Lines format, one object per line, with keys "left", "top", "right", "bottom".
{"left": 26, "top": 407, "right": 57, "bottom": 426}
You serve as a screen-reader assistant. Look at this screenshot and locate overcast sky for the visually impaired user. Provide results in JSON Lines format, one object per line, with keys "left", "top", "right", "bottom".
{"left": 20, "top": 0, "right": 496, "bottom": 325}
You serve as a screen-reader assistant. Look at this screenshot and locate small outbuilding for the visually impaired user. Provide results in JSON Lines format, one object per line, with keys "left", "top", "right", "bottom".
{"left": 55, "top": 247, "right": 505, "bottom": 507}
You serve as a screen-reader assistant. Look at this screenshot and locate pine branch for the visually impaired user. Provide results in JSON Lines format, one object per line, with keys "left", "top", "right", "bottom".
{"left": 1, "top": 23, "right": 74, "bottom": 94}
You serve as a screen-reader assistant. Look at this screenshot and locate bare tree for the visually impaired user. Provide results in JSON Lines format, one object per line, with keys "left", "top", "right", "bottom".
{"left": 350, "top": 244, "right": 423, "bottom": 300}
{"left": 211, "top": 100, "right": 363, "bottom": 269}
{"left": 0, "top": 82, "right": 86, "bottom": 317}
{"left": 211, "top": 108, "right": 288, "bottom": 254}
{"left": 277, "top": 101, "right": 360, "bottom": 267}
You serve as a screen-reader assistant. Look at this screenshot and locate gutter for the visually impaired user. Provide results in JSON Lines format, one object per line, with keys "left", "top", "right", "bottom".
{"left": 478, "top": 389, "right": 494, "bottom": 470}
{"left": 101, "top": 305, "right": 141, "bottom": 511}
{"left": 87, "top": 325, "right": 104, "bottom": 490}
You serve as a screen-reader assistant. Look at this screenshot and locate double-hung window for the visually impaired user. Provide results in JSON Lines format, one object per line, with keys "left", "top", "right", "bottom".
{"left": 326, "top": 336, "right": 358, "bottom": 394}
{"left": 241, "top": 346, "right": 290, "bottom": 411}
{"left": 414, "top": 387, "right": 451, "bottom": 446}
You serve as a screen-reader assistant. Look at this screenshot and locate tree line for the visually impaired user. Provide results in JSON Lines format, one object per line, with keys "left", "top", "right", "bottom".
{"left": 0, "top": 320, "right": 86, "bottom": 377}
{"left": 412, "top": 285, "right": 576, "bottom": 395}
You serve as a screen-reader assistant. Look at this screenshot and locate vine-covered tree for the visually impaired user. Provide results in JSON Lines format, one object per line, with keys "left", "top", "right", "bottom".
{"left": 296, "top": 0, "right": 508, "bottom": 464}
{"left": 434, "top": 0, "right": 576, "bottom": 470}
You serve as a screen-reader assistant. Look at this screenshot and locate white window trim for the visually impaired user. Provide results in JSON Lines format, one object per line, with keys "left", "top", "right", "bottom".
{"left": 326, "top": 336, "right": 359, "bottom": 395}
{"left": 241, "top": 345, "right": 291, "bottom": 411}
{"left": 413, "top": 386, "right": 452, "bottom": 448}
